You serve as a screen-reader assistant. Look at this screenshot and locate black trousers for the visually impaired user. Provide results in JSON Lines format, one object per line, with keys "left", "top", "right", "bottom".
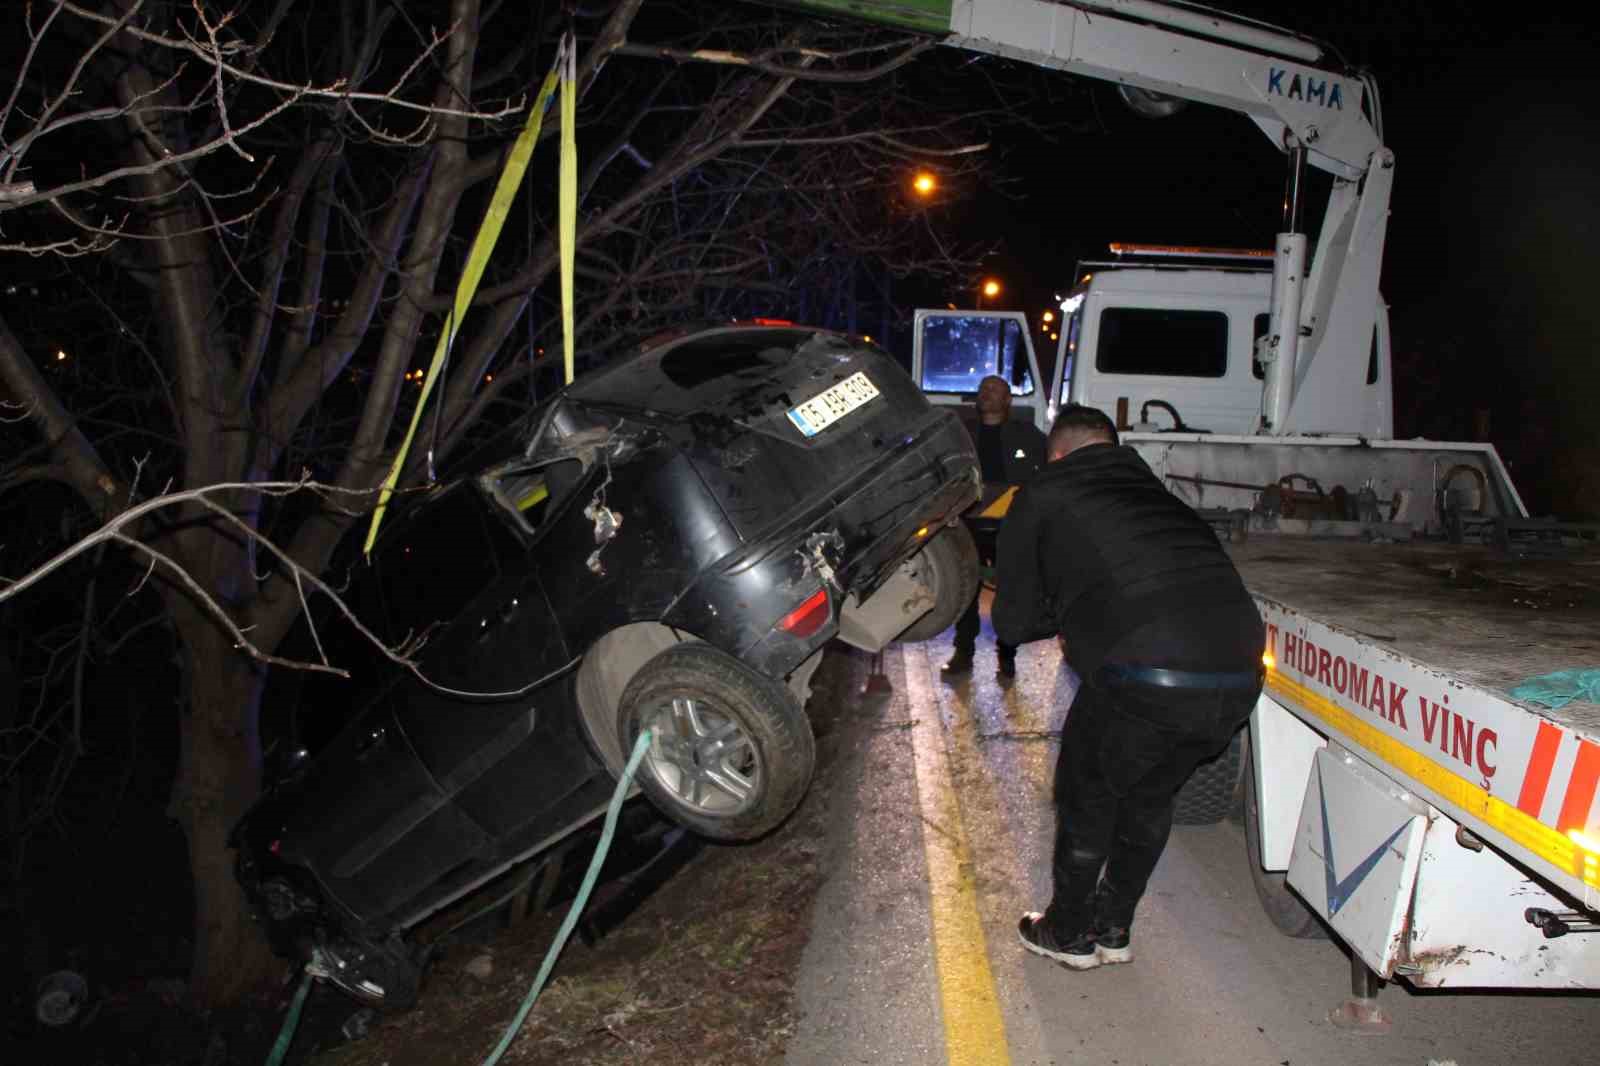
{"left": 953, "top": 589, "right": 1016, "bottom": 661}
{"left": 1045, "top": 672, "right": 1258, "bottom": 937}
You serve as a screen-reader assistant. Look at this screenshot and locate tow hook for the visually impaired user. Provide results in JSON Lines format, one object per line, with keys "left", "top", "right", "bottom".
{"left": 584, "top": 498, "right": 623, "bottom": 575}
{"left": 308, "top": 943, "right": 390, "bottom": 1002}
{"left": 1525, "top": 907, "right": 1600, "bottom": 938}
{"left": 802, "top": 530, "right": 844, "bottom": 590}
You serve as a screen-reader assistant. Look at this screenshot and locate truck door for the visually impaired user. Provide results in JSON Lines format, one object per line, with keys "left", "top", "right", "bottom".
{"left": 911, "top": 309, "right": 1048, "bottom": 435}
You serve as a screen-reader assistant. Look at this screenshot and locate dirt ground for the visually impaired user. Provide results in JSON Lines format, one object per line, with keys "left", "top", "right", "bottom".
{"left": 284, "top": 645, "right": 867, "bottom": 1066}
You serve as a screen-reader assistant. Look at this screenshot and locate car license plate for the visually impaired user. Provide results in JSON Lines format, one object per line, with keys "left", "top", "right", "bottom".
{"left": 786, "top": 372, "right": 880, "bottom": 437}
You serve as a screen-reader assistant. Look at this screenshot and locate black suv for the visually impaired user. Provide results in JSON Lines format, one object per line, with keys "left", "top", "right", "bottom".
{"left": 232, "top": 324, "right": 980, "bottom": 1005}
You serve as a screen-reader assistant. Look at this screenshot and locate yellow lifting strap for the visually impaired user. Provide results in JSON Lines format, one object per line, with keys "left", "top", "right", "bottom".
{"left": 560, "top": 39, "right": 577, "bottom": 388}
{"left": 977, "top": 485, "right": 1019, "bottom": 520}
{"left": 363, "top": 34, "right": 578, "bottom": 556}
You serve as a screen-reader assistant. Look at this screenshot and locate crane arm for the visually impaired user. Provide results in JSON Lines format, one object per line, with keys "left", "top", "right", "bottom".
{"left": 947, "top": 0, "right": 1380, "bottom": 180}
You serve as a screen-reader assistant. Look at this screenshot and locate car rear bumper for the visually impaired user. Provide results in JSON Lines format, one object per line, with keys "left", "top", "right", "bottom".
{"left": 830, "top": 410, "right": 979, "bottom": 596}
{"left": 668, "top": 410, "right": 977, "bottom": 678}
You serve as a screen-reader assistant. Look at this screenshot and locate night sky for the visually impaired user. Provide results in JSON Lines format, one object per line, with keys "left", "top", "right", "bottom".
{"left": 903, "top": 4, "right": 1599, "bottom": 477}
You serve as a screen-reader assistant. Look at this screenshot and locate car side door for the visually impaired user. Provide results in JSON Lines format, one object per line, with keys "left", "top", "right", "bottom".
{"left": 385, "top": 464, "right": 610, "bottom": 857}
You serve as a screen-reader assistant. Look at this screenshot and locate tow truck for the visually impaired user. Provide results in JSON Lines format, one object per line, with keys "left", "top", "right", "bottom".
{"left": 789, "top": 0, "right": 1600, "bottom": 1026}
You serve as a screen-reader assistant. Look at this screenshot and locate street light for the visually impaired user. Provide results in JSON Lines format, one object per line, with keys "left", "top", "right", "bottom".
{"left": 977, "top": 278, "right": 1001, "bottom": 309}
{"left": 1042, "top": 310, "right": 1055, "bottom": 324}
{"left": 912, "top": 171, "right": 937, "bottom": 197}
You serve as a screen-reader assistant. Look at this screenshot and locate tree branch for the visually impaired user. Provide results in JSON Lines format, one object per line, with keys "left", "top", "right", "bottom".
{"left": 610, "top": 37, "right": 936, "bottom": 84}
{"left": 0, "top": 314, "right": 125, "bottom": 514}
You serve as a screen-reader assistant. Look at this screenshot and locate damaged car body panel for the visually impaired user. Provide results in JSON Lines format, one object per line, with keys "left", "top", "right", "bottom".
{"left": 231, "top": 324, "right": 978, "bottom": 1006}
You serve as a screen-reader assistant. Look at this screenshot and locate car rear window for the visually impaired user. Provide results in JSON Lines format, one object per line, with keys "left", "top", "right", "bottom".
{"left": 658, "top": 330, "right": 814, "bottom": 388}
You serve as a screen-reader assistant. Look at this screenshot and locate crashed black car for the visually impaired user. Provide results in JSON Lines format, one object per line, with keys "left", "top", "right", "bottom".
{"left": 232, "top": 323, "right": 980, "bottom": 1006}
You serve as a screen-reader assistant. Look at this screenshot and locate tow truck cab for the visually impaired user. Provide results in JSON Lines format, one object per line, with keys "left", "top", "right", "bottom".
{"left": 912, "top": 246, "right": 1521, "bottom": 542}
{"left": 912, "top": 245, "right": 1393, "bottom": 440}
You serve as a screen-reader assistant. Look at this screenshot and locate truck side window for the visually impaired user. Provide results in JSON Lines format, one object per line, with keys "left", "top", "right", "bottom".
{"left": 1096, "top": 308, "right": 1228, "bottom": 377}
{"left": 919, "top": 315, "right": 1034, "bottom": 394}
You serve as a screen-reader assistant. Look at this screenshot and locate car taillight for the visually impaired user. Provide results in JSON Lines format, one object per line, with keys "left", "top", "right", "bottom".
{"left": 778, "top": 588, "right": 830, "bottom": 639}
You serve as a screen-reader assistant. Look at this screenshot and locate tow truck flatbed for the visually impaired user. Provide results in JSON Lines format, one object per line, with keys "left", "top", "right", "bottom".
{"left": 1230, "top": 537, "right": 1600, "bottom": 737}
{"left": 1231, "top": 536, "right": 1600, "bottom": 960}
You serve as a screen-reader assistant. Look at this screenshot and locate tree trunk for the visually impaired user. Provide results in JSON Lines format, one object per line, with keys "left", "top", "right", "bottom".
{"left": 170, "top": 611, "right": 281, "bottom": 1007}
{"left": 0, "top": 639, "right": 52, "bottom": 992}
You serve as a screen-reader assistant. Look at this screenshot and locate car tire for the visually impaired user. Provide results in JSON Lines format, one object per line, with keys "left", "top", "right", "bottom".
{"left": 618, "top": 643, "right": 815, "bottom": 841}
{"left": 1242, "top": 732, "right": 1328, "bottom": 939}
{"left": 1172, "top": 725, "right": 1245, "bottom": 826}
{"left": 893, "top": 523, "right": 980, "bottom": 643}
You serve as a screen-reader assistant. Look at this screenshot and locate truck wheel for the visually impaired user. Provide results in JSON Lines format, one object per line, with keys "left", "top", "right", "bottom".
{"left": 893, "top": 523, "right": 980, "bottom": 643}
{"left": 1172, "top": 726, "right": 1244, "bottom": 825}
{"left": 1243, "top": 732, "right": 1327, "bottom": 939}
{"left": 618, "top": 643, "right": 815, "bottom": 841}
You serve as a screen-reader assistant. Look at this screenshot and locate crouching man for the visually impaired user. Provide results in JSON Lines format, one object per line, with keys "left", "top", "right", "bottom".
{"left": 992, "top": 405, "right": 1264, "bottom": 970}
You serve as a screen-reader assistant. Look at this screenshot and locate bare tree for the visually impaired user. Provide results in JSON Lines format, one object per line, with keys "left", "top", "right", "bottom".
{"left": 0, "top": 0, "right": 1023, "bottom": 1006}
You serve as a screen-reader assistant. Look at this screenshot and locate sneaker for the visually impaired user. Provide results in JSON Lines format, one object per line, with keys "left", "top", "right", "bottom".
{"left": 941, "top": 651, "right": 975, "bottom": 676}
{"left": 1093, "top": 924, "right": 1134, "bottom": 966}
{"left": 1090, "top": 880, "right": 1135, "bottom": 965}
{"left": 1017, "top": 912, "right": 1100, "bottom": 970}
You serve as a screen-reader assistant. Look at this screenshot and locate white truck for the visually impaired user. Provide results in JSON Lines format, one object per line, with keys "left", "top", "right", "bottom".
{"left": 797, "top": 0, "right": 1600, "bottom": 1027}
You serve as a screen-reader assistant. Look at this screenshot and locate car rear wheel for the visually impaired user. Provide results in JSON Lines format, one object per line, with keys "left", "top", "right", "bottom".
{"left": 893, "top": 523, "right": 980, "bottom": 643}
{"left": 618, "top": 643, "right": 815, "bottom": 841}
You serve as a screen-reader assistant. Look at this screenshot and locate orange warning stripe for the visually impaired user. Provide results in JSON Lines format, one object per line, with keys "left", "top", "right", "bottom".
{"left": 1516, "top": 721, "right": 1563, "bottom": 817}
{"left": 1558, "top": 741, "right": 1600, "bottom": 835}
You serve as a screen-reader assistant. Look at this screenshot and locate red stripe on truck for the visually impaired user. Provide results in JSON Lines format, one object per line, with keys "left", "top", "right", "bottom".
{"left": 1556, "top": 740, "right": 1600, "bottom": 834}
{"left": 1516, "top": 721, "right": 1563, "bottom": 817}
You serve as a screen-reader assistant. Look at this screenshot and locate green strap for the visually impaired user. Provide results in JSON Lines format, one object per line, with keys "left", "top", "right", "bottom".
{"left": 478, "top": 729, "right": 654, "bottom": 1066}
{"left": 262, "top": 968, "right": 313, "bottom": 1066}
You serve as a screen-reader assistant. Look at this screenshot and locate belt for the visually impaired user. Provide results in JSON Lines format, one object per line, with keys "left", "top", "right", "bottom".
{"left": 1099, "top": 664, "right": 1264, "bottom": 691}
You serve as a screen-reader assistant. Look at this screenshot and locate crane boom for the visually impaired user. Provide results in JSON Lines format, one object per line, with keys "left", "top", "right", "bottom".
{"left": 950, "top": 0, "right": 1379, "bottom": 179}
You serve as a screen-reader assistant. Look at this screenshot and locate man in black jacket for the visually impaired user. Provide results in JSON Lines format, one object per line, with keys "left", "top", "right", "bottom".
{"left": 944, "top": 375, "right": 1046, "bottom": 679}
{"left": 992, "top": 404, "right": 1264, "bottom": 971}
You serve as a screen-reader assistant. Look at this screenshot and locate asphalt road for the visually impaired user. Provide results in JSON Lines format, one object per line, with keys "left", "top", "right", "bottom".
{"left": 785, "top": 611, "right": 1597, "bottom": 1066}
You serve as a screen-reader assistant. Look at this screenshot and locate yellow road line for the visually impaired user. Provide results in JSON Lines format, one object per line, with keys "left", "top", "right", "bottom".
{"left": 901, "top": 646, "right": 1013, "bottom": 1066}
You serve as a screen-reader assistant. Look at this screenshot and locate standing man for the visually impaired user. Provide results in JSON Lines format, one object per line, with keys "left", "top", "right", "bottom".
{"left": 992, "top": 404, "right": 1264, "bottom": 970}
{"left": 944, "top": 375, "right": 1046, "bottom": 680}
